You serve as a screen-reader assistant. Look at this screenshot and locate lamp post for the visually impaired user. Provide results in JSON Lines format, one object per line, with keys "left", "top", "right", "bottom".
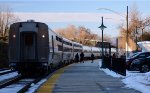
{"left": 126, "top": 6, "right": 129, "bottom": 59}
{"left": 97, "top": 6, "right": 129, "bottom": 59}
{"left": 98, "top": 16, "right": 107, "bottom": 68}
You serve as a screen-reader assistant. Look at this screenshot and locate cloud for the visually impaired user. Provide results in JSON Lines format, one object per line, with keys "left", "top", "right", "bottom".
{"left": 14, "top": 12, "right": 124, "bottom": 24}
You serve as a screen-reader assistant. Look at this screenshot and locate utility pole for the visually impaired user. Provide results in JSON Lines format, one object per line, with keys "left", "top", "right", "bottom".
{"left": 126, "top": 6, "right": 129, "bottom": 58}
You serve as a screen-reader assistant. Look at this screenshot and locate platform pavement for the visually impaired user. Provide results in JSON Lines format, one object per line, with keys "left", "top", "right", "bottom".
{"left": 37, "top": 59, "right": 140, "bottom": 93}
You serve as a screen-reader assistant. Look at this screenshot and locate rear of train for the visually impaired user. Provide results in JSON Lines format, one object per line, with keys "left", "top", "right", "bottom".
{"left": 9, "top": 21, "right": 50, "bottom": 74}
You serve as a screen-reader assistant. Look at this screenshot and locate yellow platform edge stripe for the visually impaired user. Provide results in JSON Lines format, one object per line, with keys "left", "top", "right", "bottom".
{"left": 36, "top": 66, "right": 68, "bottom": 93}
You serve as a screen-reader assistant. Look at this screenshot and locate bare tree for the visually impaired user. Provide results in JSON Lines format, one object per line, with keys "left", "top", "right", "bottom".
{"left": 55, "top": 25, "right": 78, "bottom": 40}
{"left": 118, "top": 4, "right": 150, "bottom": 51}
{"left": 0, "top": 5, "right": 19, "bottom": 42}
{"left": 55, "top": 25, "right": 99, "bottom": 46}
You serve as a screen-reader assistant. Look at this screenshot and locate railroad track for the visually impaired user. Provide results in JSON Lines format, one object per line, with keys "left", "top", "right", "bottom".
{"left": 0, "top": 68, "right": 10, "bottom": 71}
{"left": 0, "top": 75, "right": 22, "bottom": 89}
{"left": 0, "top": 65, "right": 65, "bottom": 92}
{"left": 0, "top": 73, "right": 49, "bottom": 93}
{"left": 0, "top": 70, "right": 16, "bottom": 75}
{"left": 18, "top": 76, "right": 46, "bottom": 93}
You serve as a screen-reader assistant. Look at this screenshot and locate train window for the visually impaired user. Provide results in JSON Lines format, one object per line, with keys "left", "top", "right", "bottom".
{"left": 56, "top": 36, "right": 58, "bottom": 40}
{"left": 56, "top": 36, "right": 62, "bottom": 42}
{"left": 25, "top": 34, "right": 33, "bottom": 46}
{"left": 58, "top": 45, "right": 63, "bottom": 51}
{"left": 60, "top": 38, "right": 62, "bottom": 42}
{"left": 63, "top": 47, "right": 72, "bottom": 52}
{"left": 59, "top": 37, "right": 62, "bottom": 42}
{"left": 74, "top": 44, "right": 82, "bottom": 48}
{"left": 63, "top": 40, "right": 72, "bottom": 46}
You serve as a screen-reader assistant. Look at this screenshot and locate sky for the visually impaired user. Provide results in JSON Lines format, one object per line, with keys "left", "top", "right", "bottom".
{"left": 0, "top": 0, "right": 150, "bottom": 37}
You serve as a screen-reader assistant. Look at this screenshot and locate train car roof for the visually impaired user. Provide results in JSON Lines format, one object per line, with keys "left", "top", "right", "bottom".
{"left": 72, "top": 41, "right": 82, "bottom": 45}
{"left": 12, "top": 21, "right": 47, "bottom": 25}
{"left": 48, "top": 28, "right": 63, "bottom": 38}
{"left": 83, "top": 45, "right": 91, "bottom": 51}
{"left": 62, "top": 37, "right": 73, "bottom": 43}
{"left": 92, "top": 47, "right": 101, "bottom": 51}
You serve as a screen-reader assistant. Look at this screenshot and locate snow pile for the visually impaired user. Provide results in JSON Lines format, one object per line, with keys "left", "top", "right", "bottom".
{"left": 122, "top": 71, "right": 150, "bottom": 93}
{"left": 100, "top": 68, "right": 124, "bottom": 78}
{"left": 26, "top": 79, "right": 47, "bottom": 93}
{"left": 99, "top": 60, "right": 150, "bottom": 93}
{"left": 99, "top": 60, "right": 124, "bottom": 78}
{"left": 0, "top": 72, "right": 18, "bottom": 82}
{"left": 0, "top": 70, "right": 11, "bottom": 74}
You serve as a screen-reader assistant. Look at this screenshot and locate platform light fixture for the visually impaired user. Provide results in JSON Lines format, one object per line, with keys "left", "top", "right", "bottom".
{"left": 13, "top": 35, "right": 16, "bottom": 38}
{"left": 42, "top": 35, "right": 45, "bottom": 38}
{"left": 98, "top": 16, "right": 106, "bottom": 68}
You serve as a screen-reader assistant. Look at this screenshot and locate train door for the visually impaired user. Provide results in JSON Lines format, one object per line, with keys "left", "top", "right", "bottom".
{"left": 20, "top": 32, "right": 37, "bottom": 61}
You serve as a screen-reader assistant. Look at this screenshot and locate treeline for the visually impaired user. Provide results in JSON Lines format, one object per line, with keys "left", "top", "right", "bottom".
{"left": 0, "top": 5, "right": 19, "bottom": 42}
{"left": 0, "top": 5, "right": 19, "bottom": 68}
{"left": 55, "top": 25, "right": 112, "bottom": 46}
{"left": 118, "top": 5, "right": 150, "bottom": 51}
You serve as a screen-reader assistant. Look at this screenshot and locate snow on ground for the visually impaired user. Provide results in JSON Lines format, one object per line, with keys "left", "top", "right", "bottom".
{"left": 26, "top": 79, "right": 47, "bottom": 93}
{"left": 0, "top": 72, "right": 18, "bottom": 82}
{"left": 0, "top": 79, "right": 33, "bottom": 93}
{"left": 100, "top": 68, "right": 125, "bottom": 78}
{"left": 0, "top": 70, "right": 11, "bottom": 74}
{"left": 0, "top": 70, "right": 46, "bottom": 93}
{"left": 122, "top": 71, "right": 150, "bottom": 93}
{"left": 98, "top": 60, "right": 124, "bottom": 78}
{"left": 0, "top": 79, "right": 34, "bottom": 93}
{"left": 99, "top": 60, "right": 150, "bottom": 93}
{"left": 0, "top": 85, "right": 23, "bottom": 93}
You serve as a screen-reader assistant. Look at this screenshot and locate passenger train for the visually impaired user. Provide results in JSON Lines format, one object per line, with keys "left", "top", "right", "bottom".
{"left": 8, "top": 20, "right": 108, "bottom": 74}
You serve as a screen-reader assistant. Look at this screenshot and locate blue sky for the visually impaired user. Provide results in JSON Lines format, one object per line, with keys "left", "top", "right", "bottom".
{"left": 1, "top": 0, "right": 150, "bottom": 37}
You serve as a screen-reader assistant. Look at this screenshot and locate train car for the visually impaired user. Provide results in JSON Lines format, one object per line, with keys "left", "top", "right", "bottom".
{"left": 91, "top": 47, "right": 101, "bottom": 58}
{"left": 82, "top": 45, "right": 101, "bottom": 60}
{"left": 62, "top": 37, "right": 73, "bottom": 64}
{"left": 49, "top": 30, "right": 63, "bottom": 69}
{"left": 9, "top": 21, "right": 50, "bottom": 74}
{"left": 83, "top": 45, "right": 92, "bottom": 60}
{"left": 72, "top": 42, "right": 83, "bottom": 61}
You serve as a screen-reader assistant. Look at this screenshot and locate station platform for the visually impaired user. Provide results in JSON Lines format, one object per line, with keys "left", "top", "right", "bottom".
{"left": 37, "top": 59, "right": 140, "bottom": 93}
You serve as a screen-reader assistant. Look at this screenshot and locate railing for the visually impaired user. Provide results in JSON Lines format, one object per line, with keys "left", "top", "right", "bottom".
{"left": 104, "top": 56, "right": 126, "bottom": 76}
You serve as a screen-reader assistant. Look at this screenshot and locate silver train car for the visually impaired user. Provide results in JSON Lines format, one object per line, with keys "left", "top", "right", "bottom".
{"left": 83, "top": 45, "right": 101, "bottom": 59}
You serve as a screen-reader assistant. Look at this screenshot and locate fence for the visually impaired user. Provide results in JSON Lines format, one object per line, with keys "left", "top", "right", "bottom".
{"left": 103, "top": 56, "right": 126, "bottom": 76}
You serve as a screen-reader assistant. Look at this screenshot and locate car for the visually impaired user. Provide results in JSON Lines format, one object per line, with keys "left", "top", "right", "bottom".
{"left": 131, "top": 56, "right": 150, "bottom": 73}
{"left": 126, "top": 52, "right": 150, "bottom": 70}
